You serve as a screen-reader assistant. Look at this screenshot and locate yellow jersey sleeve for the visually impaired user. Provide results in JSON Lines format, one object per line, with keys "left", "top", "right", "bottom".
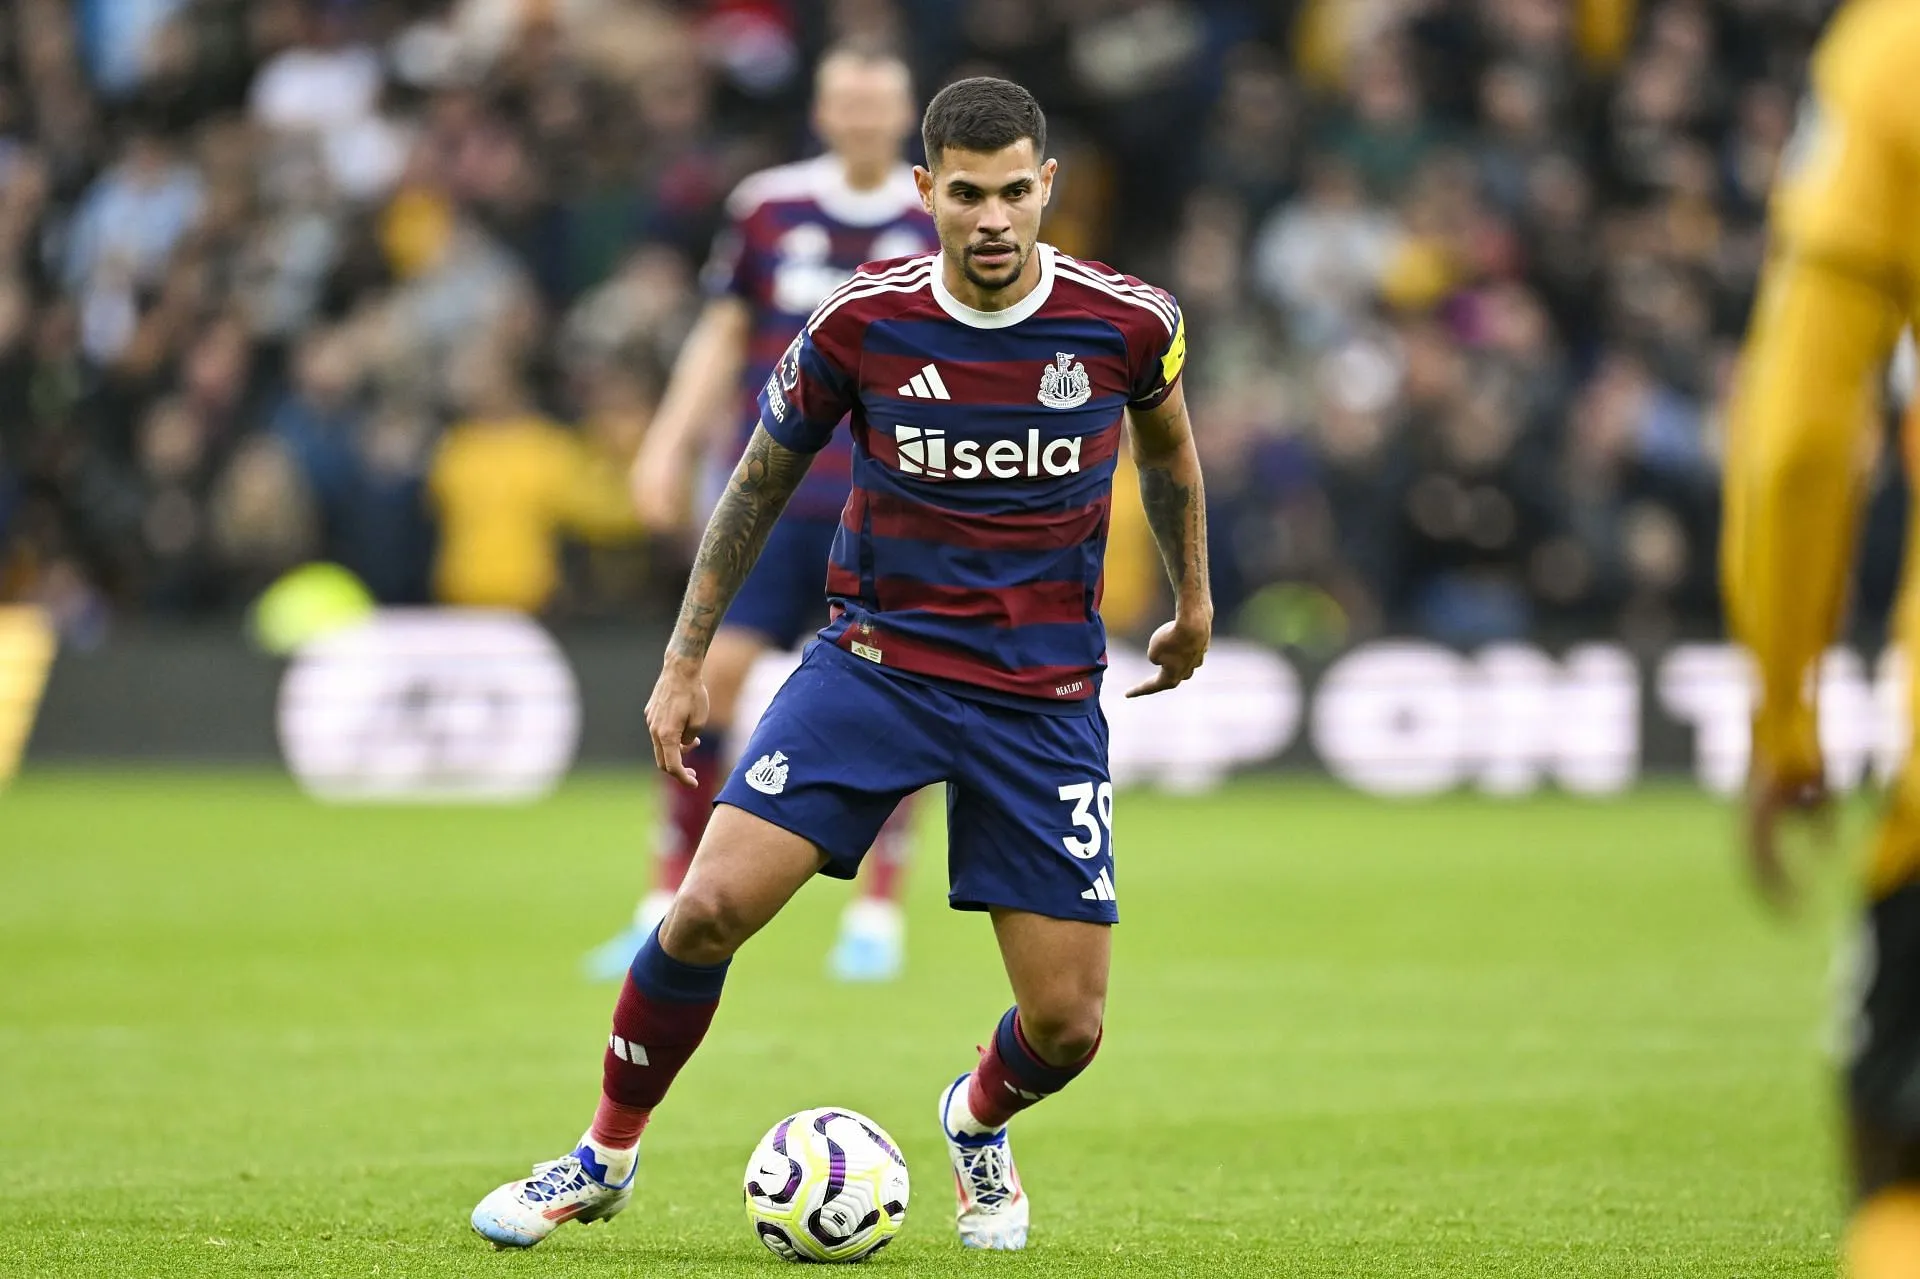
{"left": 1723, "top": 0, "right": 1920, "bottom": 781}
{"left": 1767, "top": 0, "right": 1920, "bottom": 287}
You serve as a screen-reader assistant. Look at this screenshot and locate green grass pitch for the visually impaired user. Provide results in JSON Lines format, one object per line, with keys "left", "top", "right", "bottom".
{"left": 0, "top": 772, "right": 1851, "bottom": 1276}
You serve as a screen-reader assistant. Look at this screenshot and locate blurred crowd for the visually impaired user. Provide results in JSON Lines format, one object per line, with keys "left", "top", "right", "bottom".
{"left": 0, "top": 0, "right": 1878, "bottom": 652}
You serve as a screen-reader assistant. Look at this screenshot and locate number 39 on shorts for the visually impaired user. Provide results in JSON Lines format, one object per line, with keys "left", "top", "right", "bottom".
{"left": 1056, "top": 781, "right": 1115, "bottom": 859}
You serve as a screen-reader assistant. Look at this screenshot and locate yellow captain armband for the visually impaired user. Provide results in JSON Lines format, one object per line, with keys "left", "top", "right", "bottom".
{"left": 1159, "top": 312, "right": 1187, "bottom": 386}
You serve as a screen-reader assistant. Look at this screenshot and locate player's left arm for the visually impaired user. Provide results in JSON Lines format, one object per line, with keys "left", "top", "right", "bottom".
{"left": 1124, "top": 378, "right": 1212, "bottom": 697}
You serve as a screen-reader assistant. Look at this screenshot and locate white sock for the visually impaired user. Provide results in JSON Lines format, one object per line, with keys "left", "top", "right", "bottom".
{"left": 578, "top": 1133, "right": 640, "bottom": 1186}
{"left": 944, "top": 1076, "right": 1002, "bottom": 1138}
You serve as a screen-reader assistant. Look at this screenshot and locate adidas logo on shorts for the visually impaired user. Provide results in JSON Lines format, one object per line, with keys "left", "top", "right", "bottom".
{"left": 1079, "top": 867, "right": 1116, "bottom": 903}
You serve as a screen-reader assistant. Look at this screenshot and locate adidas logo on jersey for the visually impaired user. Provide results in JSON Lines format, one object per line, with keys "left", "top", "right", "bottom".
{"left": 1080, "top": 867, "right": 1117, "bottom": 903}
{"left": 894, "top": 425, "right": 1083, "bottom": 481}
{"left": 896, "top": 363, "right": 952, "bottom": 400}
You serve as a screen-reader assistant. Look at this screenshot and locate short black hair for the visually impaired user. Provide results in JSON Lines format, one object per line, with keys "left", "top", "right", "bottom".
{"left": 920, "top": 77, "right": 1046, "bottom": 169}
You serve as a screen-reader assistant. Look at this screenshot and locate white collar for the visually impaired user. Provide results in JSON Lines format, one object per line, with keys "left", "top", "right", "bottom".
{"left": 930, "top": 242, "right": 1055, "bottom": 329}
{"left": 808, "top": 156, "right": 920, "bottom": 227}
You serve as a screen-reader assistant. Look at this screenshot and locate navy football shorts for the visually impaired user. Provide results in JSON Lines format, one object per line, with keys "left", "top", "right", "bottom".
{"left": 721, "top": 515, "right": 840, "bottom": 650}
{"left": 716, "top": 641, "right": 1118, "bottom": 924}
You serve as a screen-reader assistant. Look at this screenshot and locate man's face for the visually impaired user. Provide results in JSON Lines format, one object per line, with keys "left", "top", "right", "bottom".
{"left": 814, "top": 60, "right": 915, "bottom": 174}
{"left": 915, "top": 141, "right": 1055, "bottom": 293}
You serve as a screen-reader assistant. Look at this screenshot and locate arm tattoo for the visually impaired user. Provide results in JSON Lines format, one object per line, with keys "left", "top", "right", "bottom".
{"left": 668, "top": 427, "right": 812, "bottom": 663}
{"left": 1139, "top": 461, "right": 1206, "bottom": 592}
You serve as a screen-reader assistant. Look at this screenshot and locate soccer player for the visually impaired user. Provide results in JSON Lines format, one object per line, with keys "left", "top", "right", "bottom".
{"left": 583, "top": 41, "right": 937, "bottom": 985}
{"left": 472, "top": 75, "right": 1209, "bottom": 1251}
{"left": 1721, "top": 2, "right": 1920, "bottom": 1273}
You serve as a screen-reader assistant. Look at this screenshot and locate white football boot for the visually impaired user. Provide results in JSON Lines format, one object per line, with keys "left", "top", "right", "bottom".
{"left": 470, "top": 1138, "right": 635, "bottom": 1248}
{"left": 939, "top": 1075, "right": 1029, "bottom": 1250}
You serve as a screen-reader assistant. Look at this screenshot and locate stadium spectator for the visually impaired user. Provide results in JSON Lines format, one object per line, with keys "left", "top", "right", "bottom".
{"left": 0, "top": 0, "right": 1866, "bottom": 655}
{"left": 426, "top": 345, "right": 635, "bottom": 614}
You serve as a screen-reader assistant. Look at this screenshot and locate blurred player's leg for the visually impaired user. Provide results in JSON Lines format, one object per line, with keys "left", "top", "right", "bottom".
{"left": 581, "top": 627, "right": 763, "bottom": 980}
{"left": 940, "top": 911, "right": 1110, "bottom": 1251}
{"left": 1845, "top": 762, "right": 1920, "bottom": 1278}
{"left": 829, "top": 796, "right": 916, "bottom": 982}
{"left": 475, "top": 807, "right": 824, "bottom": 1249}
{"left": 1849, "top": 1101, "right": 1920, "bottom": 1277}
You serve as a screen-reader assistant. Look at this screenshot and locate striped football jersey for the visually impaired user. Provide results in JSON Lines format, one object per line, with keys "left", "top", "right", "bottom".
{"left": 757, "top": 243, "right": 1188, "bottom": 710}
{"left": 703, "top": 156, "right": 937, "bottom": 519}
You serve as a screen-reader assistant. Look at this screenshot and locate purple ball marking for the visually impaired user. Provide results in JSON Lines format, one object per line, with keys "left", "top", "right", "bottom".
{"left": 804, "top": 1112, "right": 853, "bottom": 1244}
{"left": 856, "top": 1117, "right": 907, "bottom": 1168}
{"left": 746, "top": 1117, "right": 804, "bottom": 1206}
{"left": 755, "top": 1221, "right": 811, "bottom": 1263}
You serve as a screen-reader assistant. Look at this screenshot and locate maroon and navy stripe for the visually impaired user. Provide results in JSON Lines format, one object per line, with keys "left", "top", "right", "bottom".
{"left": 821, "top": 611, "right": 1103, "bottom": 704}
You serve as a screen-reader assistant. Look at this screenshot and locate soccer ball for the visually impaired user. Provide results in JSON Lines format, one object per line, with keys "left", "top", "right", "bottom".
{"left": 743, "top": 1107, "right": 910, "bottom": 1263}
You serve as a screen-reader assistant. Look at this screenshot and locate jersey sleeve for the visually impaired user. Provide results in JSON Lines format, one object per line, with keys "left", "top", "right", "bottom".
{"left": 1127, "top": 289, "right": 1187, "bottom": 411}
{"left": 699, "top": 180, "right": 765, "bottom": 301}
{"left": 1768, "top": 0, "right": 1920, "bottom": 287}
{"left": 756, "top": 321, "right": 858, "bottom": 454}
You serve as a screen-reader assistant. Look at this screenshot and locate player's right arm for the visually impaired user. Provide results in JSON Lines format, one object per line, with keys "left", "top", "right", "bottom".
{"left": 645, "top": 322, "right": 858, "bottom": 783}
{"left": 1722, "top": 0, "right": 1918, "bottom": 901}
{"left": 645, "top": 425, "right": 811, "bottom": 783}
{"left": 629, "top": 296, "right": 752, "bottom": 529}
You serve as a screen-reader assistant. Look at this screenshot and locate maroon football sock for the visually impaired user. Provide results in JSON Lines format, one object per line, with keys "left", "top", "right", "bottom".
{"left": 965, "top": 1007, "right": 1101, "bottom": 1130}
{"left": 594, "top": 930, "right": 730, "bottom": 1144}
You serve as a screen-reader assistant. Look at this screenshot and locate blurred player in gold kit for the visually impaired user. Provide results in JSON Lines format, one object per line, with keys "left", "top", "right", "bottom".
{"left": 1722, "top": 2, "right": 1920, "bottom": 1272}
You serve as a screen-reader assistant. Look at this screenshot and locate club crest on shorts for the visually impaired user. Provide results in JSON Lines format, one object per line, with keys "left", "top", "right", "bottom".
{"left": 1037, "top": 353, "right": 1091, "bottom": 410}
{"left": 745, "top": 750, "right": 790, "bottom": 795}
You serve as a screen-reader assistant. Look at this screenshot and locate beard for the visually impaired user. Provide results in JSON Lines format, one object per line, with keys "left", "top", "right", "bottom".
{"left": 959, "top": 240, "right": 1028, "bottom": 292}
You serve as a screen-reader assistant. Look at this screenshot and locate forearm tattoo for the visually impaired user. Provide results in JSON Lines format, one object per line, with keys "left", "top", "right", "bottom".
{"left": 1139, "top": 461, "right": 1207, "bottom": 595}
{"left": 669, "top": 428, "right": 811, "bottom": 662}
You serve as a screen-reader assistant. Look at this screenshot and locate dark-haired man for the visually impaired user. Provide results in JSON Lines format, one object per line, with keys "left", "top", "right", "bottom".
{"left": 471, "top": 75, "right": 1210, "bottom": 1254}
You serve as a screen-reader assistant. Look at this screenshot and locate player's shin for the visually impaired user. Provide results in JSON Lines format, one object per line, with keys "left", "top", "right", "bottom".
{"left": 587, "top": 928, "right": 730, "bottom": 1175}
{"left": 951, "top": 1007, "right": 1102, "bottom": 1134}
{"left": 830, "top": 798, "right": 914, "bottom": 982}
{"left": 658, "top": 736, "right": 726, "bottom": 891}
{"left": 862, "top": 798, "right": 914, "bottom": 903}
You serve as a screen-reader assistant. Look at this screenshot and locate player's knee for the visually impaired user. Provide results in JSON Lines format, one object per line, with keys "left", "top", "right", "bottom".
{"left": 1019, "top": 1003, "right": 1104, "bottom": 1066}
{"left": 660, "top": 884, "right": 752, "bottom": 965}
